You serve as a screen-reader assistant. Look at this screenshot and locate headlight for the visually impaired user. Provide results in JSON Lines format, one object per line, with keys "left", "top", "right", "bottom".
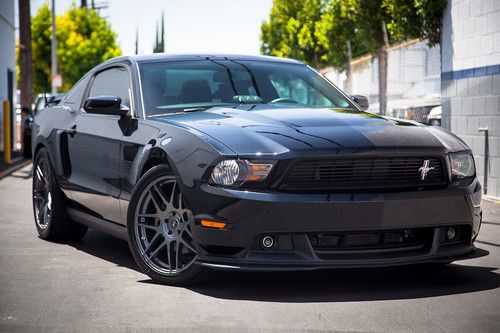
{"left": 449, "top": 152, "right": 475, "bottom": 179}
{"left": 210, "top": 159, "right": 274, "bottom": 186}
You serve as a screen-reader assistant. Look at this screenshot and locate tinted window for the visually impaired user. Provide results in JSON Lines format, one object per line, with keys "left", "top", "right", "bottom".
{"left": 64, "top": 75, "right": 89, "bottom": 110}
{"left": 89, "top": 67, "right": 131, "bottom": 108}
{"left": 269, "top": 73, "right": 333, "bottom": 107}
{"left": 34, "top": 96, "right": 46, "bottom": 114}
{"left": 139, "top": 60, "right": 351, "bottom": 117}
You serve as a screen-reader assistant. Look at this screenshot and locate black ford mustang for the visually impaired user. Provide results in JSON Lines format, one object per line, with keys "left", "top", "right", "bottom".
{"left": 32, "top": 54, "right": 483, "bottom": 285}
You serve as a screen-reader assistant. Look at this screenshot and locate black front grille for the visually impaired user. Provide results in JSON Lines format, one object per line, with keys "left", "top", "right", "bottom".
{"left": 280, "top": 157, "right": 446, "bottom": 191}
{"left": 309, "top": 228, "right": 433, "bottom": 253}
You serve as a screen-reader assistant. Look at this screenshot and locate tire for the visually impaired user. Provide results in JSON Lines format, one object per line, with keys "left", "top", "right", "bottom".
{"left": 32, "top": 148, "right": 88, "bottom": 241}
{"left": 127, "top": 164, "right": 210, "bottom": 286}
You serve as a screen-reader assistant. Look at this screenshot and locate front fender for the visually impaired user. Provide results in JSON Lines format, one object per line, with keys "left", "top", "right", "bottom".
{"left": 127, "top": 121, "right": 236, "bottom": 192}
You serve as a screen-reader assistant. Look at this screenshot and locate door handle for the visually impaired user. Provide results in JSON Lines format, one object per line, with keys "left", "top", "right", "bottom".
{"left": 66, "top": 125, "right": 77, "bottom": 137}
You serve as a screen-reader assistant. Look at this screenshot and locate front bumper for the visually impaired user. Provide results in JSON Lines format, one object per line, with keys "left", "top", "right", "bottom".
{"left": 198, "top": 245, "right": 482, "bottom": 271}
{"left": 182, "top": 178, "right": 483, "bottom": 271}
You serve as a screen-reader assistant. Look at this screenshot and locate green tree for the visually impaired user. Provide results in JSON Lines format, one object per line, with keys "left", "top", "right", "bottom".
{"left": 261, "top": 0, "right": 447, "bottom": 114}
{"left": 315, "top": 0, "right": 372, "bottom": 92}
{"left": 30, "top": 3, "right": 121, "bottom": 94}
{"left": 260, "top": 0, "right": 327, "bottom": 68}
{"left": 153, "top": 11, "right": 165, "bottom": 53}
{"left": 135, "top": 26, "right": 139, "bottom": 55}
{"left": 343, "top": 0, "right": 446, "bottom": 114}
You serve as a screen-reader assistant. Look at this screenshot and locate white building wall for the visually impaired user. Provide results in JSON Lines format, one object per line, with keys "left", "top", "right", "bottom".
{"left": 441, "top": 0, "right": 500, "bottom": 198}
{"left": 322, "top": 39, "right": 441, "bottom": 107}
{"left": 0, "top": 0, "right": 16, "bottom": 152}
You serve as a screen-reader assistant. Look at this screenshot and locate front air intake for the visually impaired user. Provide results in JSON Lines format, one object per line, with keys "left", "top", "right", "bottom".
{"left": 280, "top": 157, "right": 446, "bottom": 191}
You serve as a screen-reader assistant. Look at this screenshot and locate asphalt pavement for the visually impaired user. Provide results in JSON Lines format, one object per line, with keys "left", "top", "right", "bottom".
{"left": 0, "top": 165, "right": 499, "bottom": 332}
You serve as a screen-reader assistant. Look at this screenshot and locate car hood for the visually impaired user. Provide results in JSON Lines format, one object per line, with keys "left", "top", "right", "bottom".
{"left": 152, "top": 105, "right": 468, "bottom": 156}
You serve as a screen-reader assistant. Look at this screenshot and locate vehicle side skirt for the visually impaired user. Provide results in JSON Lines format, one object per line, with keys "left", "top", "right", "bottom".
{"left": 67, "top": 207, "right": 128, "bottom": 241}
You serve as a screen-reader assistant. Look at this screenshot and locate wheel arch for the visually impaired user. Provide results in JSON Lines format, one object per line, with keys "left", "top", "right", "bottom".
{"left": 140, "top": 147, "right": 173, "bottom": 178}
{"left": 33, "top": 142, "right": 46, "bottom": 160}
{"left": 33, "top": 142, "right": 56, "bottom": 171}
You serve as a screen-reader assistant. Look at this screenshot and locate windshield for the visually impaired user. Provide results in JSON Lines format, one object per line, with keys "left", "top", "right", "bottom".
{"left": 139, "top": 60, "right": 352, "bottom": 116}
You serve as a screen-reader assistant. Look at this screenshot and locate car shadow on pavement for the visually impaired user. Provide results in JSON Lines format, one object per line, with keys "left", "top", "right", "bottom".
{"left": 189, "top": 252, "right": 500, "bottom": 303}
{"left": 69, "top": 229, "right": 139, "bottom": 272}
{"left": 67, "top": 230, "right": 499, "bottom": 303}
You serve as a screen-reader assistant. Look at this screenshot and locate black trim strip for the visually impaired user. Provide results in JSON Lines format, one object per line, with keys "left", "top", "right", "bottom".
{"left": 442, "top": 64, "right": 500, "bottom": 80}
{"left": 67, "top": 207, "right": 128, "bottom": 241}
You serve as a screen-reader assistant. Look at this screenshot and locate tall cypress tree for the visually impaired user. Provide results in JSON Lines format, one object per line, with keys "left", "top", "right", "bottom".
{"left": 153, "top": 11, "right": 165, "bottom": 53}
{"left": 135, "top": 26, "right": 139, "bottom": 54}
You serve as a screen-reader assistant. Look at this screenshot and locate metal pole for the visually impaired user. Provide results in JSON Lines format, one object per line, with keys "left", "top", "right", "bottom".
{"left": 478, "top": 127, "right": 489, "bottom": 195}
{"left": 3, "top": 100, "right": 11, "bottom": 164}
{"left": 51, "top": 0, "right": 58, "bottom": 94}
{"left": 345, "top": 40, "right": 353, "bottom": 94}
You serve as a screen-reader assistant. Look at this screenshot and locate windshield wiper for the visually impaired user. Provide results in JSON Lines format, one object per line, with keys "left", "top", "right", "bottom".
{"left": 229, "top": 60, "right": 262, "bottom": 97}
{"left": 183, "top": 107, "right": 207, "bottom": 112}
{"left": 209, "top": 60, "right": 238, "bottom": 96}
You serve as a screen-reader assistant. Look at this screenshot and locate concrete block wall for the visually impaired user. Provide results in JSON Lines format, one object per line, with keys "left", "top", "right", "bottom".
{"left": 321, "top": 39, "right": 440, "bottom": 103}
{"left": 441, "top": 0, "right": 500, "bottom": 198}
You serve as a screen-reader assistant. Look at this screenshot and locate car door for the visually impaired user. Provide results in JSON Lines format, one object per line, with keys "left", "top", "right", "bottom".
{"left": 66, "top": 65, "right": 132, "bottom": 223}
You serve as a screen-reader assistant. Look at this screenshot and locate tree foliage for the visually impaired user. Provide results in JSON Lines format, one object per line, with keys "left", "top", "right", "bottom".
{"left": 30, "top": 4, "right": 121, "bottom": 93}
{"left": 260, "top": 0, "right": 447, "bottom": 70}
{"left": 260, "top": 0, "right": 326, "bottom": 68}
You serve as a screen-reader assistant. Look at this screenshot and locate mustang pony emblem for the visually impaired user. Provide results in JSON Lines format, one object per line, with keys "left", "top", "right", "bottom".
{"left": 418, "top": 160, "right": 435, "bottom": 180}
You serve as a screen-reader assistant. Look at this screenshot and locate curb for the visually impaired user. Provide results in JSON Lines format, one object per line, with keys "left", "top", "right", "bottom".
{"left": 483, "top": 195, "right": 500, "bottom": 204}
{"left": 0, "top": 158, "right": 32, "bottom": 180}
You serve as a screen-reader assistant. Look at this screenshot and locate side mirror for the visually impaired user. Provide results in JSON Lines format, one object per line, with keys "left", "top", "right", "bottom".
{"left": 47, "top": 94, "right": 64, "bottom": 106}
{"left": 83, "top": 95, "right": 129, "bottom": 116}
{"left": 350, "top": 95, "right": 369, "bottom": 111}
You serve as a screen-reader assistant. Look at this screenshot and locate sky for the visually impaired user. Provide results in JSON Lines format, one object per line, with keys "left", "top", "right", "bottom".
{"left": 26, "top": 0, "right": 274, "bottom": 56}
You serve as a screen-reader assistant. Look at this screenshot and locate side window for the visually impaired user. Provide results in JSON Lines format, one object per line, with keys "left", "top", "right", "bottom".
{"left": 88, "top": 67, "right": 132, "bottom": 109}
{"left": 64, "top": 75, "right": 89, "bottom": 110}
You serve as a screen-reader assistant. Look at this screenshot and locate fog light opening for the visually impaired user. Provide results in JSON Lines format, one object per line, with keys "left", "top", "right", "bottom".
{"left": 446, "top": 227, "right": 457, "bottom": 241}
{"left": 262, "top": 235, "right": 275, "bottom": 249}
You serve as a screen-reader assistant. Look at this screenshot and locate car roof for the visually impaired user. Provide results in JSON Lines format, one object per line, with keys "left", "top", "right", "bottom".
{"left": 99, "top": 53, "right": 305, "bottom": 67}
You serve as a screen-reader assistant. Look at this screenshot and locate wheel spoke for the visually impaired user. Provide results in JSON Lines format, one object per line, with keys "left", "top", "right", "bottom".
{"left": 47, "top": 192, "right": 52, "bottom": 210}
{"left": 183, "top": 226, "right": 193, "bottom": 239}
{"left": 42, "top": 205, "right": 49, "bottom": 226}
{"left": 157, "top": 183, "right": 172, "bottom": 206}
{"left": 166, "top": 242, "right": 173, "bottom": 271}
{"left": 35, "top": 165, "right": 45, "bottom": 183}
{"left": 148, "top": 240, "right": 167, "bottom": 259}
{"left": 169, "top": 184, "right": 176, "bottom": 208}
{"left": 137, "top": 222, "right": 158, "bottom": 231}
{"left": 148, "top": 188, "right": 163, "bottom": 213}
{"left": 180, "top": 238, "right": 196, "bottom": 253}
{"left": 38, "top": 201, "right": 47, "bottom": 217}
{"left": 33, "top": 192, "right": 43, "bottom": 200}
{"left": 150, "top": 184, "right": 170, "bottom": 212}
{"left": 175, "top": 241, "right": 181, "bottom": 270}
{"left": 144, "top": 232, "right": 162, "bottom": 253}
{"left": 138, "top": 213, "right": 158, "bottom": 218}
{"left": 177, "top": 191, "right": 183, "bottom": 210}
{"left": 41, "top": 161, "right": 50, "bottom": 182}
{"left": 33, "top": 191, "right": 45, "bottom": 203}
